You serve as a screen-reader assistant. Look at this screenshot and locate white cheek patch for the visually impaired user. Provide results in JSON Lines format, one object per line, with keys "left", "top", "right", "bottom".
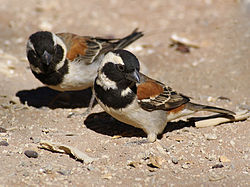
{"left": 52, "top": 33, "right": 67, "bottom": 71}
{"left": 96, "top": 72, "right": 117, "bottom": 90}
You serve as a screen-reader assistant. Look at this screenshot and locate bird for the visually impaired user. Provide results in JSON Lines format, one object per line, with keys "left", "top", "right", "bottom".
{"left": 93, "top": 49, "right": 235, "bottom": 142}
{"left": 26, "top": 29, "right": 143, "bottom": 114}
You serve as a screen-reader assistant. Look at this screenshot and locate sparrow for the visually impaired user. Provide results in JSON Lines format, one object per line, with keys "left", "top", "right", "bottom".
{"left": 26, "top": 29, "right": 143, "bottom": 113}
{"left": 94, "top": 50, "right": 235, "bottom": 142}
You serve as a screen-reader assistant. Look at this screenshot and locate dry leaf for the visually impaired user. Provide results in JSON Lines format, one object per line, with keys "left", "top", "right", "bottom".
{"left": 219, "top": 155, "right": 231, "bottom": 163}
{"left": 149, "top": 155, "right": 164, "bottom": 168}
{"left": 209, "top": 174, "right": 225, "bottom": 181}
{"left": 170, "top": 33, "right": 200, "bottom": 50}
{"left": 101, "top": 173, "right": 112, "bottom": 180}
{"left": 169, "top": 136, "right": 185, "bottom": 142}
{"left": 128, "top": 161, "right": 141, "bottom": 168}
{"left": 112, "top": 135, "right": 122, "bottom": 139}
{"left": 39, "top": 140, "right": 97, "bottom": 164}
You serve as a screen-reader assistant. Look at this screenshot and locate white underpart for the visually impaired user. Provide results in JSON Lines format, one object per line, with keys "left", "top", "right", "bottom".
{"left": 95, "top": 91, "right": 168, "bottom": 137}
{"left": 49, "top": 58, "right": 101, "bottom": 91}
{"left": 49, "top": 52, "right": 105, "bottom": 91}
{"left": 95, "top": 92, "right": 197, "bottom": 142}
{"left": 52, "top": 33, "right": 67, "bottom": 71}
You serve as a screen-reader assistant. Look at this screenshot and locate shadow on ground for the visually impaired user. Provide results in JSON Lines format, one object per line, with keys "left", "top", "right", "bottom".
{"left": 16, "top": 86, "right": 96, "bottom": 109}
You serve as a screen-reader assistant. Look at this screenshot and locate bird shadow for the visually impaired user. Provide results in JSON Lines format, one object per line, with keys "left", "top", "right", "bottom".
{"left": 84, "top": 112, "right": 146, "bottom": 138}
{"left": 84, "top": 112, "right": 234, "bottom": 140}
{"left": 16, "top": 86, "right": 96, "bottom": 109}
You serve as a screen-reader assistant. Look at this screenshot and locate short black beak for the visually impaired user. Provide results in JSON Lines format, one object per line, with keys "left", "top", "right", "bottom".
{"left": 125, "top": 69, "right": 140, "bottom": 83}
{"left": 42, "top": 50, "right": 52, "bottom": 65}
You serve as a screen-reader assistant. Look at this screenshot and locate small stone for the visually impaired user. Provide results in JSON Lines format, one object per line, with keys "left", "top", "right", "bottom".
{"left": 24, "top": 150, "right": 38, "bottom": 158}
{"left": 182, "top": 163, "right": 190, "bottom": 169}
{"left": 57, "top": 169, "right": 71, "bottom": 176}
{"left": 149, "top": 155, "right": 164, "bottom": 168}
{"left": 205, "top": 154, "right": 217, "bottom": 161}
{"left": 101, "top": 173, "right": 112, "bottom": 180}
{"left": 219, "top": 155, "right": 231, "bottom": 163}
{"left": 207, "top": 96, "right": 216, "bottom": 102}
{"left": 212, "top": 163, "right": 224, "bottom": 169}
{"left": 127, "top": 161, "right": 141, "bottom": 168}
{"left": 171, "top": 157, "right": 179, "bottom": 164}
{"left": 0, "top": 127, "right": 7, "bottom": 133}
{"left": 30, "top": 137, "right": 40, "bottom": 144}
{"left": 204, "top": 133, "right": 217, "bottom": 140}
{"left": 23, "top": 171, "right": 29, "bottom": 177}
{"left": 0, "top": 140, "right": 9, "bottom": 146}
{"left": 209, "top": 174, "right": 225, "bottom": 181}
{"left": 230, "top": 140, "right": 235, "bottom": 147}
{"left": 86, "top": 165, "right": 95, "bottom": 171}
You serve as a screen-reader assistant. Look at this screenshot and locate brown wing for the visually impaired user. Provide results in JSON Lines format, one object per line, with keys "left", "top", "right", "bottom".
{"left": 57, "top": 29, "right": 143, "bottom": 64}
{"left": 57, "top": 33, "right": 105, "bottom": 64}
{"left": 137, "top": 73, "right": 190, "bottom": 111}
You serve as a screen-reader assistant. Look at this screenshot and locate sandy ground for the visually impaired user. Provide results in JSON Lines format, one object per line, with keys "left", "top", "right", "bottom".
{"left": 0, "top": 0, "right": 250, "bottom": 186}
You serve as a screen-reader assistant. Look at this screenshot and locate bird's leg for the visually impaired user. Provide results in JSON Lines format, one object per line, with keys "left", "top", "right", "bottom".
{"left": 147, "top": 133, "right": 157, "bottom": 143}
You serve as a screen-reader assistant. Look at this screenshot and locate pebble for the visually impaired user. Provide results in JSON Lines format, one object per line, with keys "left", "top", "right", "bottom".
{"left": 30, "top": 137, "right": 40, "bottom": 144}
{"left": 171, "top": 157, "right": 179, "bottom": 164}
{"left": 23, "top": 171, "right": 29, "bottom": 177}
{"left": 219, "top": 155, "right": 231, "bottom": 163}
{"left": 24, "top": 150, "right": 38, "bottom": 158}
{"left": 86, "top": 165, "right": 95, "bottom": 171}
{"left": 206, "top": 154, "right": 217, "bottom": 161}
{"left": 212, "top": 163, "right": 224, "bottom": 169}
{"left": 0, "top": 140, "right": 9, "bottom": 146}
{"left": 230, "top": 140, "right": 235, "bottom": 147}
{"left": 57, "top": 169, "right": 71, "bottom": 176}
{"left": 182, "top": 164, "right": 190, "bottom": 169}
{"left": 0, "top": 127, "right": 7, "bottom": 133}
{"left": 204, "top": 133, "right": 217, "bottom": 140}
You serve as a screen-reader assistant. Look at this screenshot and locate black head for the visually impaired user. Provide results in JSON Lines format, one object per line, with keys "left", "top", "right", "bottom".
{"left": 26, "top": 31, "right": 66, "bottom": 74}
{"left": 98, "top": 49, "right": 140, "bottom": 89}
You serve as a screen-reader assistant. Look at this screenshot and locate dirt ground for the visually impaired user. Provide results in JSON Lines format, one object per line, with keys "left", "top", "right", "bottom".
{"left": 0, "top": 0, "right": 249, "bottom": 186}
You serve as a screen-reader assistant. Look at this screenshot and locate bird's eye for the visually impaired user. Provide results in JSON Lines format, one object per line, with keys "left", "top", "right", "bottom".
{"left": 117, "top": 64, "right": 125, "bottom": 72}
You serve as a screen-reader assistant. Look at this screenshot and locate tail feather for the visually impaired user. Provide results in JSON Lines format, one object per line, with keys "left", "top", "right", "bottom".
{"left": 114, "top": 28, "right": 143, "bottom": 49}
{"left": 186, "top": 102, "right": 235, "bottom": 116}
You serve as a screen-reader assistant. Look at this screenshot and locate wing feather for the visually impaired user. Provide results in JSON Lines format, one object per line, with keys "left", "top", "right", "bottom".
{"left": 137, "top": 73, "right": 190, "bottom": 111}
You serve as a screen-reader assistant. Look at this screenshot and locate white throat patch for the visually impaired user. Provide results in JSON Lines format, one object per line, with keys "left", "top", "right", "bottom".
{"left": 96, "top": 72, "right": 117, "bottom": 90}
{"left": 121, "top": 87, "right": 132, "bottom": 97}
